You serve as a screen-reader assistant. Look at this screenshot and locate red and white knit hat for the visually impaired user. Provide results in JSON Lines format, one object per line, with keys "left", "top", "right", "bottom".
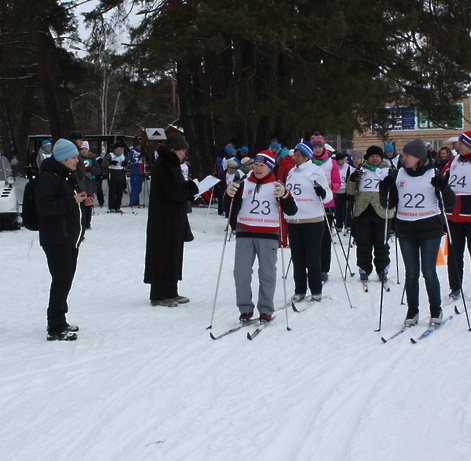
{"left": 310, "top": 133, "right": 325, "bottom": 146}
{"left": 459, "top": 131, "right": 471, "bottom": 149}
{"left": 254, "top": 149, "right": 276, "bottom": 170}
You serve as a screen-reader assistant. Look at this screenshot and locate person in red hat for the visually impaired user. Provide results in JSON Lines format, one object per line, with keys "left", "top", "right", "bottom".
{"left": 224, "top": 149, "right": 297, "bottom": 323}
{"left": 441, "top": 130, "right": 471, "bottom": 299}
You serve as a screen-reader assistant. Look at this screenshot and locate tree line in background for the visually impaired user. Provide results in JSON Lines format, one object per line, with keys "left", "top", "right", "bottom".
{"left": 1, "top": 0, "right": 471, "bottom": 177}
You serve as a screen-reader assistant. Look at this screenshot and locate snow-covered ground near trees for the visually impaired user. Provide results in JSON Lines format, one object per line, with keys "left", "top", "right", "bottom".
{"left": 1, "top": 178, "right": 471, "bottom": 461}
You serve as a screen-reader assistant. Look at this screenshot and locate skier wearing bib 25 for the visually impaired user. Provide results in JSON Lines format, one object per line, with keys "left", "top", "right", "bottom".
{"left": 379, "top": 138, "right": 456, "bottom": 326}
{"left": 224, "top": 150, "right": 297, "bottom": 323}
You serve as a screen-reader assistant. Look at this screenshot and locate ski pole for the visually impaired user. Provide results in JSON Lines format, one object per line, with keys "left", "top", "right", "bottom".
{"left": 375, "top": 188, "right": 390, "bottom": 332}
{"left": 206, "top": 175, "right": 247, "bottom": 330}
{"left": 400, "top": 281, "right": 406, "bottom": 305}
{"left": 437, "top": 187, "right": 471, "bottom": 330}
{"left": 283, "top": 256, "right": 292, "bottom": 279}
{"left": 315, "top": 181, "right": 357, "bottom": 308}
{"left": 395, "top": 234, "right": 400, "bottom": 284}
{"left": 330, "top": 209, "right": 355, "bottom": 277}
{"left": 278, "top": 199, "right": 291, "bottom": 331}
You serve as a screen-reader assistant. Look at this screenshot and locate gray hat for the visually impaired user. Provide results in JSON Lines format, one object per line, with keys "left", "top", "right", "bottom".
{"left": 403, "top": 138, "right": 427, "bottom": 160}
{"left": 351, "top": 150, "right": 363, "bottom": 159}
{"left": 227, "top": 158, "right": 238, "bottom": 168}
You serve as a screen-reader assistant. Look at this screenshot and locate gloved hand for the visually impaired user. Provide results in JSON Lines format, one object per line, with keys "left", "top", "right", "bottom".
{"left": 274, "top": 181, "right": 286, "bottom": 198}
{"left": 226, "top": 181, "right": 240, "bottom": 197}
{"left": 122, "top": 160, "right": 128, "bottom": 167}
{"left": 431, "top": 175, "right": 447, "bottom": 190}
{"left": 379, "top": 174, "right": 395, "bottom": 191}
{"left": 349, "top": 169, "right": 362, "bottom": 183}
{"left": 314, "top": 183, "right": 327, "bottom": 199}
{"left": 111, "top": 160, "right": 118, "bottom": 166}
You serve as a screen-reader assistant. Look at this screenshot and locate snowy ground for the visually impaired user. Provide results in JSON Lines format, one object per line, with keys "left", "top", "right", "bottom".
{"left": 1, "top": 179, "right": 471, "bottom": 461}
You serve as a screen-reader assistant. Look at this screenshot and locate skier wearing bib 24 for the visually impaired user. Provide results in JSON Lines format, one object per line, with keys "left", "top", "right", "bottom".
{"left": 224, "top": 150, "right": 297, "bottom": 323}
{"left": 379, "top": 138, "right": 456, "bottom": 326}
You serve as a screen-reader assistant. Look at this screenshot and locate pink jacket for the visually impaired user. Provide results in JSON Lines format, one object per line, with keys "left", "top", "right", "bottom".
{"left": 312, "top": 149, "right": 341, "bottom": 208}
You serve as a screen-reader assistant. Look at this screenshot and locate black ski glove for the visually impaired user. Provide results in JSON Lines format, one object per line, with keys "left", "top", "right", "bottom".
{"left": 314, "top": 183, "right": 327, "bottom": 199}
{"left": 431, "top": 176, "right": 447, "bottom": 190}
{"left": 111, "top": 160, "right": 118, "bottom": 166}
{"left": 379, "top": 175, "right": 395, "bottom": 191}
{"left": 349, "top": 169, "right": 362, "bottom": 182}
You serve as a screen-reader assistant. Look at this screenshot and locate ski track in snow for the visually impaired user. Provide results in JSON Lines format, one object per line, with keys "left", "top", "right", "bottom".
{"left": 2, "top": 181, "right": 471, "bottom": 460}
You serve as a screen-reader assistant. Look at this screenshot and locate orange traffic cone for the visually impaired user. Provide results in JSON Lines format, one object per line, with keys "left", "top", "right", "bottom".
{"left": 436, "top": 245, "right": 446, "bottom": 266}
{"left": 443, "top": 234, "right": 448, "bottom": 256}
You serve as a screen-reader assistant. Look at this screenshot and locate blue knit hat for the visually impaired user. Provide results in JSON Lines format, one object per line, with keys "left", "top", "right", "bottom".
{"left": 52, "top": 138, "right": 78, "bottom": 162}
{"left": 240, "top": 146, "right": 249, "bottom": 156}
{"left": 224, "top": 146, "right": 236, "bottom": 156}
{"left": 384, "top": 142, "right": 394, "bottom": 153}
{"left": 294, "top": 142, "right": 313, "bottom": 159}
{"left": 41, "top": 139, "right": 52, "bottom": 148}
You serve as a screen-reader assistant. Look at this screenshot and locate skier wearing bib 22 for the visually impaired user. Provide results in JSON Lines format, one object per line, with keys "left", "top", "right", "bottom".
{"left": 379, "top": 138, "right": 456, "bottom": 327}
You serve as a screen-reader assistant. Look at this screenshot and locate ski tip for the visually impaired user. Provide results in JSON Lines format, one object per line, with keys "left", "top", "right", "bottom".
{"left": 454, "top": 305, "right": 461, "bottom": 314}
{"left": 292, "top": 301, "right": 299, "bottom": 312}
{"left": 209, "top": 332, "right": 217, "bottom": 340}
{"left": 380, "top": 337, "right": 387, "bottom": 343}
{"left": 410, "top": 338, "right": 417, "bottom": 344}
{"left": 247, "top": 332, "right": 253, "bottom": 340}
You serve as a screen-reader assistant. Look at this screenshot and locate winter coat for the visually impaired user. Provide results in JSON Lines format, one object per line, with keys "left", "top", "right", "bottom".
{"left": 35, "top": 157, "right": 84, "bottom": 248}
{"left": 144, "top": 145, "right": 199, "bottom": 284}
{"left": 379, "top": 160, "right": 456, "bottom": 240}
{"left": 311, "top": 149, "right": 341, "bottom": 208}
{"left": 223, "top": 171, "right": 298, "bottom": 238}
{"left": 128, "top": 147, "right": 146, "bottom": 175}
{"left": 276, "top": 155, "right": 295, "bottom": 184}
{"left": 346, "top": 160, "right": 395, "bottom": 220}
{"left": 82, "top": 156, "right": 102, "bottom": 196}
{"left": 441, "top": 155, "right": 471, "bottom": 222}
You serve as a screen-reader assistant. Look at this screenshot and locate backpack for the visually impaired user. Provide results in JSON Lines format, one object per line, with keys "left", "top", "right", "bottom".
{"left": 22, "top": 177, "right": 39, "bottom": 231}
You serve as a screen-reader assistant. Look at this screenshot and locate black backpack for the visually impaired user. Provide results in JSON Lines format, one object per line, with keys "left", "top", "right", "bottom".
{"left": 22, "top": 177, "right": 39, "bottom": 231}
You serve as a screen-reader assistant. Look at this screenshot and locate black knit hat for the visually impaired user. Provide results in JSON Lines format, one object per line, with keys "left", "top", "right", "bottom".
{"left": 364, "top": 145, "right": 384, "bottom": 160}
{"left": 403, "top": 138, "right": 427, "bottom": 160}
{"left": 166, "top": 133, "right": 189, "bottom": 150}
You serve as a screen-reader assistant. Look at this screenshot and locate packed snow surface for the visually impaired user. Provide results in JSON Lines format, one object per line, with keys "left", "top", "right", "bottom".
{"left": 1, "top": 180, "right": 471, "bottom": 460}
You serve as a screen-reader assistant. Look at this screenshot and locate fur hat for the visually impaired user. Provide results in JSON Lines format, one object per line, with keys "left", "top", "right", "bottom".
{"left": 81, "top": 141, "right": 89, "bottom": 150}
{"left": 166, "top": 133, "right": 189, "bottom": 150}
{"left": 53, "top": 138, "right": 79, "bottom": 162}
{"left": 459, "top": 131, "right": 471, "bottom": 149}
{"left": 68, "top": 131, "right": 84, "bottom": 141}
{"left": 254, "top": 150, "right": 276, "bottom": 170}
{"left": 364, "top": 145, "right": 384, "bottom": 160}
{"left": 403, "top": 138, "right": 427, "bottom": 160}
{"left": 294, "top": 142, "right": 313, "bottom": 159}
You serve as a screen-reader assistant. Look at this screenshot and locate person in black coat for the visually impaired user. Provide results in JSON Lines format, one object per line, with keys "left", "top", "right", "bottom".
{"left": 379, "top": 138, "right": 456, "bottom": 327}
{"left": 36, "top": 138, "right": 94, "bottom": 341}
{"left": 144, "top": 134, "right": 199, "bottom": 307}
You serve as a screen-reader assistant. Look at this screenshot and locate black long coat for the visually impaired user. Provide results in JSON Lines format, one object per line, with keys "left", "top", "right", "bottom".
{"left": 144, "top": 146, "right": 198, "bottom": 284}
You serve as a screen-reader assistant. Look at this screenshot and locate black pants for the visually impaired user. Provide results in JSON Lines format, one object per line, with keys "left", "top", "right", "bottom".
{"left": 447, "top": 220, "right": 471, "bottom": 291}
{"left": 334, "top": 193, "right": 347, "bottom": 229}
{"left": 321, "top": 209, "right": 334, "bottom": 273}
{"left": 42, "top": 244, "right": 79, "bottom": 331}
{"left": 354, "top": 206, "right": 391, "bottom": 275}
{"left": 108, "top": 175, "right": 126, "bottom": 210}
{"left": 150, "top": 282, "right": 178, "bottom": 301}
